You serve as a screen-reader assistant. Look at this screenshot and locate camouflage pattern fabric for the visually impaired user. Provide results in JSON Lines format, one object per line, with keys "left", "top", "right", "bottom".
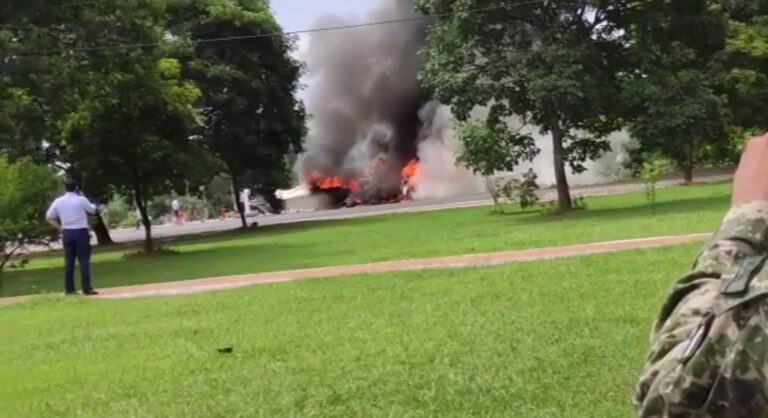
{"left": 636, "top": 202, "right": 768, "bottom": 417}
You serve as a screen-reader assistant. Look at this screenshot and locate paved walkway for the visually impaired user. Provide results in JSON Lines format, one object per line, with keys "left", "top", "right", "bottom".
{"left": 0, "top": 232, "right": 710, "bottom": 307}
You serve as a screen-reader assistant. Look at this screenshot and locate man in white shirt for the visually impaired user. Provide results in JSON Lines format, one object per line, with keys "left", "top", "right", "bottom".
{"left": 46, "top": 182, "right": 99, "bottom": 295}
{"left": 171, "top": 198, "right": 183, "bottom": 224}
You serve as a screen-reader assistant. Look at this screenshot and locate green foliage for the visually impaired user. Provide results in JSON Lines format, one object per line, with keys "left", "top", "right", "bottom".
{"left": 147, "top": 196, "right": 171, "bottom": 224}
{"left": 139, "top": 194, "right": 214, "bottom": 224}
{"left": 618, "top": 1, "right": 757, "bottom": 178}
{"left": 572, "top": 196, "right": 589, "bottom": 211}
{"left": 179, "top": 195, "right": 213, "bottom": 222}
{"left": 489, "top": 174, "right": 540, "bottom": 213}
{"left": 697, "top": 125, "right": 752, "bottom": 167}
{"left": 540, "top": 194, "right": 589, "bottom": 216}
{"left": 538, "top": 201, "right": 560, "bottom": 216}
{"left": 169, "top": 0, "right": 306, "bottom": 225}
{"left": 0, "top": 157, "right": 59, "bottom": 274}
{"left": 418, "top": 0, "right": 626, "bottom": 209}
{"left": 456, "top": 120, "right": 538, "bottom": 177}
{"left": 721, "top": 5, "right": 768, "bottom": 129}
{"left": 205, "top": 175, "right": 234, "bottom": 211}
{"left": 456, "top": 119, "right": 537, "bottom": 213}
{"left": 0, "top": 0, "right": 304, "bottom": 248}
{"left": 0, "top": 0, "right": 216, "bottom": 252}
{"left": 484, "top": 178, "right": 515, "bottom": 213}
{"left": 641, "top": 156, "right": 674, "bottom": 214}
{"left": 101, "top": 194, "right": 134, "bottom": 229}
{"left": 517, "top": 175, "right": 540, "bottom": 210}
{"left": 0, "top": 87, "right": 46, "bottom": 161}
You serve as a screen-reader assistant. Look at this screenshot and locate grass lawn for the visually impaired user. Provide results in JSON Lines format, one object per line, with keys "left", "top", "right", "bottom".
{"left": 0, "top": 244, "right": 696, "bottom": 417}
{"left": 0, "top": 181, "right": 730, "bottom": 297}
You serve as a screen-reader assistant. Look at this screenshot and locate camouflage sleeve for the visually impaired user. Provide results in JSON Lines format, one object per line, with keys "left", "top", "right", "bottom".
{"left": 635, "top": 202, "right": 768, "bottom": 417}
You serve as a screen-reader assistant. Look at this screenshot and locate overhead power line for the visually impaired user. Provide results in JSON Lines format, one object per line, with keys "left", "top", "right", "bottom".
{"left": 7, "top": 0, "right": 550, "bottom": 55}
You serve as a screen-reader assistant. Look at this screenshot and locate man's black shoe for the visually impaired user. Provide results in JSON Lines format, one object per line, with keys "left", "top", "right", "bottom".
{"left": 83, "top": 289, "right": 99, "bottom": 296}
{"left": 65, "top": 291, "right": 78, "bottom": 296}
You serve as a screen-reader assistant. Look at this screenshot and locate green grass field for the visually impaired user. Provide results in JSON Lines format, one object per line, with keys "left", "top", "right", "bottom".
{"left": 0, "top": 244, "right": 696, "bottom": 417}
{"left": 0, "top": 181, "right": 730, "bottom": 297}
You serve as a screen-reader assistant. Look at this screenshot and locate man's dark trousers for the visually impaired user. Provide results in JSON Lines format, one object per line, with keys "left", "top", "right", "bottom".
{"left": 62, "top": 228, "right": 92, "bottom": 293}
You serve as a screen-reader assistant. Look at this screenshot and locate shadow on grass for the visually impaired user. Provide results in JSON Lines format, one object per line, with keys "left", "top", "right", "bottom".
{"left": 4, "top": 192, "right": 730, "bottom": 298}
{"left": 1, "top": 242, "right": 316, "bottom": 298}
{"left": 514, "top": 195, "right": 728, "bottom": 226}
{"left": 482, "top": 207, "right": 541, "bottom": 217}
{"left": 22, "top": 215, "right": 393, "bottom": 261}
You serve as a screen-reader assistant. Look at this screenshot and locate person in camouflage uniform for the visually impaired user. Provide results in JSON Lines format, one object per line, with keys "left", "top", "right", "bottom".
{"left": 636, "top": 134, "right": 768, "bottom": 417}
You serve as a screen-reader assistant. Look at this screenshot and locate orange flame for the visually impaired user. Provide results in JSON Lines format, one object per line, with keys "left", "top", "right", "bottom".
{"left": 308, "top": 173, "right": 361, "bottom": 193}
{"left": 401, "top": 159, "right": 420, "bottom": 185}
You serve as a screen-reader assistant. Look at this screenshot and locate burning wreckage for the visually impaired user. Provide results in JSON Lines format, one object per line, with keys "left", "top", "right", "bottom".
{"left": 280, "top": 0, "right": 467, "bottom": 210}
{"left": 305, "top": 156, "right": 421, "bottom": 208}
{"left": 277, "top": 0, "right": 633, "bottom": 212}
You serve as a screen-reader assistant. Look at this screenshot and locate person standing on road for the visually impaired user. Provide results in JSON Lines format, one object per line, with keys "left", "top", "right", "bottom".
{"left": 636, "top": 133, "right": 768, "bottom": 416}
{"left": 46, "top": 182, "right": 99, "bottom": 296}
{"left": 171, "top": 198, "right": 183, "bottom": 224}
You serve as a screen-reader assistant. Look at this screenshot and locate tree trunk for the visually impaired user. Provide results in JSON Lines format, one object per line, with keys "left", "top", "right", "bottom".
{"left": 92, "top": 212, "right": 114, "bottom": 246}
{"left": 551, "top": 122, "right": 572, "bottom": 210}
{"left": 683, "top": 141, "right": 694, "bottom": 184}
{"left": 142, "top": 217, "right": 153, "bottom": 253}
{"left": 484, "top": 177, "right": 501, "bottom": 212}
{"left": 683, "top": 165, "right": 694, "bottom": 184}
{"left": 231, "top": 176, "right": 247, "bottom": 228}
{"left": 74, "top": 174, "right": 113, "bottom": 246}
{"left": 133, "top": 184, "right": 153, "bottom": 253}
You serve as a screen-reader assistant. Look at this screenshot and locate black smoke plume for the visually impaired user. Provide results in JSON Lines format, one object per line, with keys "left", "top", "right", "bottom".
{"left": 298, "top": 0, "right": 428, "bottom": 200}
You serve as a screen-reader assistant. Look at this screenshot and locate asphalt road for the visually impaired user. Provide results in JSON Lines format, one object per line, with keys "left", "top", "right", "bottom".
{"left": 110, "top": 192, "right": 492, "bottom": 243}
{"left": 109, "top": 172, "right": 732, "bottom": 244}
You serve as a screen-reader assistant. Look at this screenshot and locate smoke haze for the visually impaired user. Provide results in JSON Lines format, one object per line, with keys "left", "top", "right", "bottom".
{"left": 299, "top": 0, "right": 427, "bottom": 198}
{"left": 298, "top": 0, "right": 632, "bottom": 203}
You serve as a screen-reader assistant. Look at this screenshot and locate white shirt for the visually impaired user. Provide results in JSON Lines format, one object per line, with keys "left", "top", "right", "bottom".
{"left": 171, "top": 199, "right": 181, "bottom": 211}
{"left": 46, "top": 192, "right": 97, "bottom": 230}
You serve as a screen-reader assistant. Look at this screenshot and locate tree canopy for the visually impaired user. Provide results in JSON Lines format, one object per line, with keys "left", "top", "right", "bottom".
{"left": 419, "top": 0, "right": 768, "bottom": 196}
{"left": 618, "top": 0, "right": 731, "bottom": 182}
{"left": 4, "top": 0, "right": 768, "bottom": 249}
{"left": 0, "top": 157, "right": 59, "bottom": 276}
{"left": 169, "top": 0, "right": 306, "bottom": 227}
{"left": 418, "top": 0, "right": 628, "bottom": 210}
{"left": 0, "top": 0, "right": 305, "bottom": 251}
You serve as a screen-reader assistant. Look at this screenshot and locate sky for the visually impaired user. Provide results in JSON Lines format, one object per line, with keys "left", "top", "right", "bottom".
{"left": 269, "top": 0, "right": 381, "bottom": 100}
{"left": 270, "top": 0, "right": 378, "bottom": 57}
{"left": 270, "top": 0, "right": 376, "bottom": 32}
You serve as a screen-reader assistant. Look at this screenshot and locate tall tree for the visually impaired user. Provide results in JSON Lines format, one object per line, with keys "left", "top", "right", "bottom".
{"left": 0, "top": 1, "right": 45, "bottom": 161}
{"left": 417, "top": 0, "right": 627, "bottom": 210}
{"left": 619, "top": 0, "right": 730, "bottom": 183}
{"left": 719, "top": 1, "right": 768, "bottom": 131}
{"left": 0, "top": 157, "right": 59, "bottom": 280}
{"left": 8, "top": 0, "right": 209, "bottom": 252}
{"left": 67, "top": 54, "right": 207, "bottom": 253}
{"left": 0, "top": 0, "right": 120, "bottom": 244}
{"left": 169, "top": 0, "right": 306, "bottom": 228}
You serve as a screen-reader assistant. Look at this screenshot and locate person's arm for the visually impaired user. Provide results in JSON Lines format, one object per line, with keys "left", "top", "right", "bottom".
{"left": 47, "top": 218, "right": 62, "bottom": 231}
{"left": 635, "top": 134, "right": 768, "bottom": 415}
{"left": 81, "top": 196, "right": 97, "bottom": 215}
{"left": 45, "top": 201, "right": 62, "bottom": 231}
